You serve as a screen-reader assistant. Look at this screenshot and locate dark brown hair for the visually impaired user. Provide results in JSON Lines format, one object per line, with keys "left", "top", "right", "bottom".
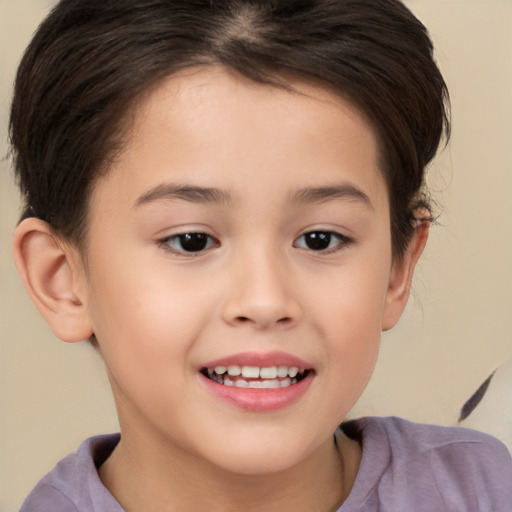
{"left": 9, "top": 0, "right": 450, "bottom": 256}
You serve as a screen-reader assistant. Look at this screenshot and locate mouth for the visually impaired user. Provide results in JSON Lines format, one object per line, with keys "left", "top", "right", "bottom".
{"left": 200, "top": 365, "right": 311, "bottom": 389}
{"left": 199, "top": 354, "right": 315, "bottom": 411}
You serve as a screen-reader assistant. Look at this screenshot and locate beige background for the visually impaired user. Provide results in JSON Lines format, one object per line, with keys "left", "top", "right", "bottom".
{"left": 1, "top": 1, "right": 511, "bottom": 510}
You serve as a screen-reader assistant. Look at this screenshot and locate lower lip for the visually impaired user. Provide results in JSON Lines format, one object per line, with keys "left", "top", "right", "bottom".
{"left": 199, "top": 373, "right": 313, "bottom": 412}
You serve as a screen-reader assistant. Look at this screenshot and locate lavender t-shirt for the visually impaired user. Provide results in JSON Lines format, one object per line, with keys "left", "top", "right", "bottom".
{"left": 20, "top": 416, "right": 512, "bottom": 511}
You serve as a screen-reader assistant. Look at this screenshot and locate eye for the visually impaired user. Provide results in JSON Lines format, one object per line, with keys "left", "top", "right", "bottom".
{"left": 163, "top": 232, "right": 218, "bottom": 253}
{"left": 294, "top": 231, "right": 350, "bottom": 252}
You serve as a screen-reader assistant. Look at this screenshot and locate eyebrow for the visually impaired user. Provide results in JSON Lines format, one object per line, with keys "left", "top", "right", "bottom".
{"left": 133, "top": 182, "right": 372, "bottom": 210}
{"left": 134, "top": 183, "right": 231, "bottom": 208}
{"left": 292, "top": 184, "right": 373, "bottom": 209}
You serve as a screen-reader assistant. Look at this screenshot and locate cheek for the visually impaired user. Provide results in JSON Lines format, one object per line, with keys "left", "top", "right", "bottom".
{"left": 85, "top": 268, "right": 198, "bottom": 417}
{"left": 312, "top": 260, "right": 391, "bottom": 331}
{"left": 84, "top": 254, "right": 196, "bottom": 365}
{"left": 308, "top": 258, "right": 389, "bottom": 399}
{"left": 323, "top": 311, "right": 381, "bottom": 419}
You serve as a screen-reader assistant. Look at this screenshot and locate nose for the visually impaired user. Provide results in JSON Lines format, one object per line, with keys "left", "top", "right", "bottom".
{"left": 221, "top": 247, "right": 302, "bottom": 330}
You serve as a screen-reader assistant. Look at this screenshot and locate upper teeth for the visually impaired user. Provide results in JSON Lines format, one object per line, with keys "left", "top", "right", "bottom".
{"left": 212, "top": 365, "right": 301, "bottom": 379}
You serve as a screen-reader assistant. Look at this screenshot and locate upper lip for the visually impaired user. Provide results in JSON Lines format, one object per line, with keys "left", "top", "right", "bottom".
{"left": 200, "top": 351, "right": 313, "bottom": 371}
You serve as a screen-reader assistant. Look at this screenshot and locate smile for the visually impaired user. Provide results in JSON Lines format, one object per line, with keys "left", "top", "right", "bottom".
{"left": 198, "top": 352, "right": 314, "bottom": 411}
{"left": 202, "top": 365, "right": 309, "bottom": 388}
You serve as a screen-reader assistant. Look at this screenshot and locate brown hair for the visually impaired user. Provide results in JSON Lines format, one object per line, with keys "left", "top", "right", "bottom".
{"left": 9, "top": 0, "right": 450, "bottom": 256}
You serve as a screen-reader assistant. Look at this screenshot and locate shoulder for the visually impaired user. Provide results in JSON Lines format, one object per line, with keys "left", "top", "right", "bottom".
{"left": 368, "top": 415, "right": 511, "bottom": 462}
{"left": 20, "top": 484, "right": 78, "bottom": 512}
{"left": 341, "top": 416, "right": 512, "bottom": 511}
{"left": 357, "top": 414, "right": 509, "bottom": 448}
{"left": 20, "top": 434, "right": 121, "bottom": 512}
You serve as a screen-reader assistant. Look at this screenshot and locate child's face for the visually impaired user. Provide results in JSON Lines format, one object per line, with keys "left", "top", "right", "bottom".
{"left": 76, "top": 66, "right": 411, "bottom": 474}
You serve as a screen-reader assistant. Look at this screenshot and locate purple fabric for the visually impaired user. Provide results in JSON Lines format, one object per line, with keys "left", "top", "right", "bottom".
{"left": 20, "top": 417, "right": 512, "bottom": 511}
{"left": 337, "top": 417, "right": 512, "bottom": 511}
{"left": 20, "top": 434, "right": 122, "bottom": 512}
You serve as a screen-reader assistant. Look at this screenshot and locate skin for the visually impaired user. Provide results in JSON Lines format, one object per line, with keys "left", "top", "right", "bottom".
{"left": 13, "top": 66, "right": 427, "bottom": 511}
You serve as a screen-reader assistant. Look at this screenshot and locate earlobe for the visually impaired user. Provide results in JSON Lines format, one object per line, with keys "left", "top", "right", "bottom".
{"left": 382, "top": 218, "right": 430, "bottom": 331}
{"left": 12, "top": 218, "right": 93, "bottom": 343}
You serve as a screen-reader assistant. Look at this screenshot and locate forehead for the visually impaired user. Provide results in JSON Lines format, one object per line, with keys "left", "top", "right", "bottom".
{"left": 130, "top": 66, "right": 377, "bottom": 156}
{"left": 90, "top": 65, "right": 387, "bottom": 214}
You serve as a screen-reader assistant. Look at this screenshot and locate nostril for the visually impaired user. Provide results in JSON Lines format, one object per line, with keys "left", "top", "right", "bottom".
{"left": 235, "top": 315, "right": 292, "bottom": 325}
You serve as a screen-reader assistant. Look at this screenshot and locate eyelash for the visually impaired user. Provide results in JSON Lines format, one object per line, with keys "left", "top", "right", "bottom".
{"left": 159, "top": 232, "right": 219, "bottom": 255}
{"left": 293, "top": 231, "right": 352, "bottom": 254}
{"left": 158, "top": 230, "right": 352, "bottom": 256}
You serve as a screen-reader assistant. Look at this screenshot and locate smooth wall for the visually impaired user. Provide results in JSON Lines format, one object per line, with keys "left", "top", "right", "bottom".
{"left": 1, "top": 1, "right": 511, "bottom": 510}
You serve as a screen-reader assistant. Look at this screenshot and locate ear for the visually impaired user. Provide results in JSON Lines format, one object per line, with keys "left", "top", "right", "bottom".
{"left": 381, "top": 218, "right": 430, "bottom": 331}
{"left": 12, "top": 218, "right": 93, "bottom": 342}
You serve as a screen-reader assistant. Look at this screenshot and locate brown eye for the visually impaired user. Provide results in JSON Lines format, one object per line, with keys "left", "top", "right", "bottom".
{"left": 166, "top": 233, "right": 217, "bottom": 253}
{"left": 294, "top": 231, "right": 350, "bottom": 251}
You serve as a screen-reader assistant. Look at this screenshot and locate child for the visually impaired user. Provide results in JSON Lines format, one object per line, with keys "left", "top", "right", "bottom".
{"left": 9, "top": 0, "right": 512, "bottom": 510}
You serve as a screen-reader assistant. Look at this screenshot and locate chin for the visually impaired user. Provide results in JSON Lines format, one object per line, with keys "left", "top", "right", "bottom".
{"left": 201, "top": 435, "right": 312, "bottom": 476}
